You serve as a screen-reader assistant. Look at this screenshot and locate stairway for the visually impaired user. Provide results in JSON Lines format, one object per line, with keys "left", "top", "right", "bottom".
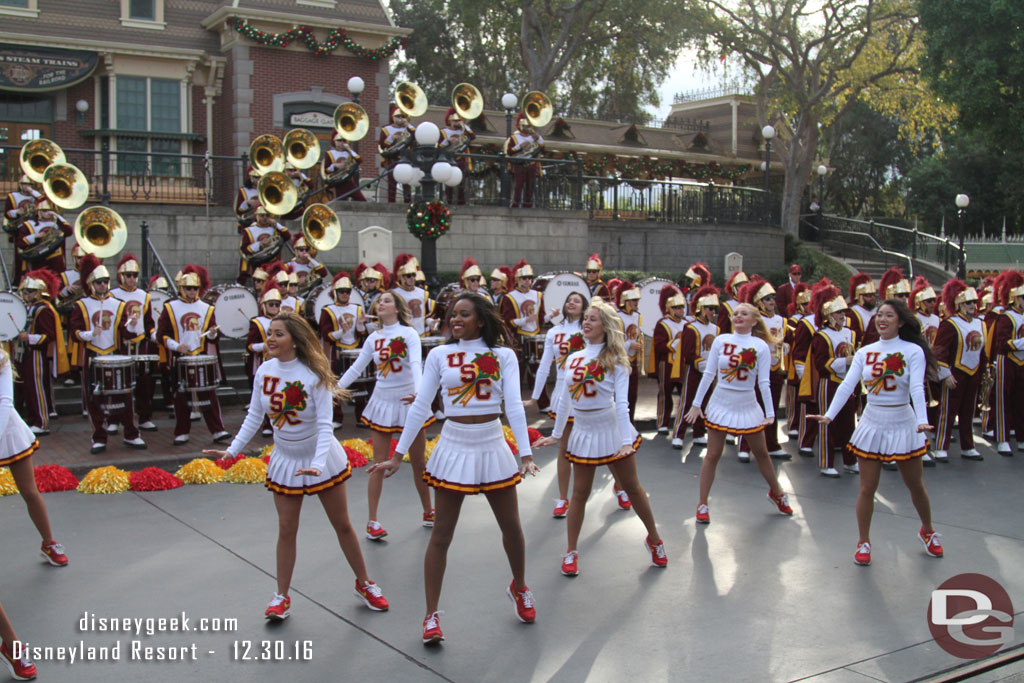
{"left": 812, "top": 242, "right": 890, "bottom": 279}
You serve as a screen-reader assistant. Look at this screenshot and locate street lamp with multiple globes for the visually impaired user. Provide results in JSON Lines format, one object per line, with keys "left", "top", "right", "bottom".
{"left": 762, "top": 124, "right": 776, "bottom": 223}
{"left": 955, "top": 193, "right": 969, "bottom": 279}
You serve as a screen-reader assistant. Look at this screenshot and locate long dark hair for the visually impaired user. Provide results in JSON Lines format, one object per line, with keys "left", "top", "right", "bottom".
{"left": 562, "top": 291, "right": 589, "bottom": 323}
{"left": 880, "top": 299, "right": 938, "bottom": 375}
{"left": 448, "top": 292, "right": 509, "bottom": 347}
{"left": 377, "top": 291, "right": 412, "bottom": 327}
{"left": 271, "top": 313, "right": 348, "bottom": 401}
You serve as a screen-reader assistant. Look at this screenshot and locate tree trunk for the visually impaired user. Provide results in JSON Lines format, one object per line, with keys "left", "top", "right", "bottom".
{"left": 777, "top": 112, "right": 820, "bottom": 236}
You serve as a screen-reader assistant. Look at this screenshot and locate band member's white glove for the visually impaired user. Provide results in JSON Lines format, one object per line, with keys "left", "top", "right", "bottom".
{"left": 77, "top": 330, "right": 96, "bottom": 342}
{"left": 331, "top": 330, "right": 344, "bottom": 340}
{"left": 177, "top": 342, "right": 193, "bottom": 354}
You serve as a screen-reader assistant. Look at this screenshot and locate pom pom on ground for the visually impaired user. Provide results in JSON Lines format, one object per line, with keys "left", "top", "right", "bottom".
{"left": 528, "top": 427, "right": 543, "bottom": 444}
{"left": 224, "top": 458, "right": 268, "bottom": 484}
{"left": 0, "top": 467, "right": 17, "bottom": 496}
{"left": 343, "top": 445, "right": 368, "bottom": 468}
{"left": 215, "top": 454, "right": 246, "bottom": 470}
{"left": 34, "top": 464, "right": 79, "bottom": 492}
{"left": 129, "top": 467, "right": 184, "bottom": 492}
{"left": 175, "top": 458, "right": 225, "bottom": 484}
{"left": 260, "top": 444, "right": 274, "bottom": 459}
{"left": 423, "top": 435, "right": 440, "bottom": 461}
{"left": 341, "top": 439, "right": 372, "bottom": 467}
{"left": 77, "top": 466, "right": 130, "bottom": 494}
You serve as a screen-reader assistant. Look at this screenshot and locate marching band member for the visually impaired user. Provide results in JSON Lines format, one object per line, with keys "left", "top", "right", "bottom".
{"left": 249, "top": 264, "right": 270, "bottom": 298}
{"left": 615, "top": 282, "right": 644, "bottom": 422}
{"left": 235, "top": 165, "right": 260, "bottom": 229}
{"left": 846, "top": 273, "right": 877, "bottom": 343}
{"left": 59, "top": 244, "right": 86, "bottom": 304}
{"left": 980, "top": 274, "right": 1005, "bottom": 438}
{"left": 236, "top": 207, "right": 290, "bottom": 285}
{"left": 355, "top": 262, "right": 389, "bottom": 324}
{"left": 319, "top": 272, "right": 366, "bottom": 428}
{"left": 457, "top": 257, "right": 486, "bottom": 297}
{"left": 583, "top": 253, "right": 611, "bottom": 300}
{"left": 535, "top": 299, "right": 667, "bottom": 576}
{"left": 911, "top": 277, "right": 942, "bottom": 438}
{"left": 775, "top": 264, "right": 802, "bottom": 319}
{"left": 489, "top": 266, "right": 513, "bottom": 308}
{"left": 323, "top": 131, "right": 366, "bottom": 201}
{"left": 933, "top": 280, "right": 985, "bottom": 461}
{"left": 370, "top": 293, "right": 542, "bottom": 644}
{"left": 110, "top": 253, "right": 158, "bottom": 431}
{"left": 809, "top": 300, "right": 941, "bottom": 566}
{"left": 380, "top": 105, "right": 415, "bottom": 203}
{"left": 671, "top": 285, "right": 720, "bottom": 448}
{"left": 716, "top": 271, "right": 749, "bottom": 333}
{"left": 337, "top": 292, "right": 435, "bottom": 537}
{"left": 3, "top": 174, "right": 41, "bottom": 233}
{"left": 527, "top": 290, "right": 588, "bottom": 517}
{"left": 287, "top": 234, "right": 329, "bottom": 289}
{"left": 439, "top": 107, "right": 475, "bottom": 205}
{"left": 282, "top": 271, "right": 305, "bottom": 315}
{"left": 157, "top": 264, "right": 231, "bottom": 446}
{"left": 737, "top": 278, "right": 789, "bottom": 460}
{"left": 793, "top": 280, "right": 832, "bottom": 454}
{"left": 281, "top": 161, "right": 311, "bottom": 221}
{"left": 392, "top": 253, "right": 432, "bottom": 335}
{"left": 684, "top": 303, "right": 794, "bottom": 524}
{"left": 0, "top": 344, "right": 69, "bottom": 573}
{"left": 506, "top": 113, "right": 544, "bottom": 208}
{"left": 684, "top": 262, "right": 713, "bottom": 316}
{"left": 13, "top": 269, "right": 68, "bottom": 434}
{"left": 990, "top": 270, "right": 1024, "bottom": 455}
{"left": 649, "top": 285, "right": 686, "bottom": 435}
{"left": 16, "top": 200, "right": 72, "bottom": 282}
{"left": 862, "top": 267, "right": 911, "bottom": 346}
{"left": 69, "top": 255, "right": 147, "bottom": 454}
{"left": 148, "top": 274, "right": 175, "bottom": 408}
{"left": 784, "top": 282, "right": 811, "bottom": 437}
{"left": 804, "top": 283, "right": 858, "bottom": 477}
{"left": 500, "top": 260, "right": 543, "bottom": 386}
{"left": 204, "top": 314, "right": 390, "bottom": 619}
{"left": 246, "top": 282, "right": 283, "bottom": 437}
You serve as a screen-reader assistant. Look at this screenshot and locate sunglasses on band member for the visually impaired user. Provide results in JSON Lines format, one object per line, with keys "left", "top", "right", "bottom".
{"left": 336, "top": 288, "right": 352, "bottom": 294}
{"left": 586, "top": 269, "right": 599, "bottom": 274}
{"left": 467, "top": 277, "right": 481, "bottom": 282}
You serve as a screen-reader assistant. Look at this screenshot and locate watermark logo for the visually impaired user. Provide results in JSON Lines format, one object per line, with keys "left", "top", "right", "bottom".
{"left": 928, "top": 573, "right": 1014, "bottom": 659}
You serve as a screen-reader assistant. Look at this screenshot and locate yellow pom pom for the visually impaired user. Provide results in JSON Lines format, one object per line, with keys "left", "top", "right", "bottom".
{"left": 175, "top": 458, "right": 225, "bottom": 485}
{"left": 77, "top": 466, "right": 131, "bottom": 494}
{"left": 260, "top": 444, "right": 274, "bottom": 459}
{"left": 502, "top": 424, "right": 517, "bottom": 446}
{"left": 341, "top": 438, "right": 372, "bottom": 459}
{"left": 0, "top": 467, "right": 18, "bottom": 496}
{"left": 225, "top": 457, "right": 268, "bottom": 484}
{"left": 423, "top": 435, "right": 440, "bottom": 462}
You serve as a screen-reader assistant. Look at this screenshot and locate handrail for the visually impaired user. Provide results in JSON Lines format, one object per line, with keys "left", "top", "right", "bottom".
{"left": 0, "top": 248, "right": 11, "bottom": 290}
{"left": 818, "top": 214, "right": 963, "bottom": 275}
{"left": 820, "top": 227, "right": 914, "bottom": 277}
{"left": 140, "top": 220, "right": 178, "bottom": 296}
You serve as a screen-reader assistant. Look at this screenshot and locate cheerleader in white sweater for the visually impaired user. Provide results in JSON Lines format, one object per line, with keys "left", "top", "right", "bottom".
{"left": 684, "top": 303, "right": 794, "bottom": 524}
{"left": 0, "top": 348, "right": 67, "bottom": 568}
{"left": 535, "top": 299, "right": 666, "bottom": 576}
{"left": 370, "top": 293, "right": 541, "bottom": 645}
{"left": 337, "top": 292, "right": 434, "bottom": 538}
{"left": 205, "top": 314, "right": 389, "bottom": 619}
{"left": 810, "top": 300, "right": 941, "bottom": 566}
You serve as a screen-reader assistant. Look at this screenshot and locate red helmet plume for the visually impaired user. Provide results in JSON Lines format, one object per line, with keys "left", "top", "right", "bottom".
{"left": 23, "top": 268, "right": 61, "bottom": 299}
{"left": 737, "top": 276, "right": 767, "bottom": 304}
{"left": 181, "top": 264, "right": 211, "bottom": 296}
{"left": 910, "top": 277, "right": 935, "bottom": 310}
{"left": 811, "top": 281, "right": 841, "bottom": 328}
{"left": 878, "top": 266, "right": 905, "bottom": 300}
{"left": 997, "top": 270, "right": 1024, "bottom": 306}
{"left": 615, "top": 281, "right": 637, "bottom": 308}
{"left": 788, "top": 282, "right": 811, "bottom": 316}
{"left": 659, "top": 283, "right": 684, "bottom": 314}
{"left": 724, "top": 270, "right": 748, "bottom": 298}
{"left": 848, "top": 272, "right": 873, "bottom": 301}
{"left": 444, "top": 106, "right": 458, "bottom": 125}
{"left": 941, "top": 279, "right": 968, "bottom": 314}
{"left": 372, "top": 263, "right": 392, "bottom": 290}
{"left": 692, "top": 284, "right": 721, "bottom": 315}
{"left": 393, "top": 253, "right": 419, "bottom": 278}
{"left": 78, "top": 253, "right": 104, "bottom": 294}
{"left": 686, "top": 262, "right": 712, "bottom": 288}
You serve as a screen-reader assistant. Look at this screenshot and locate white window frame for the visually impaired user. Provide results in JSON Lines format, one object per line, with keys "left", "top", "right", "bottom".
{"left": 297, "top": 0, "right": 337, "bottom": 7}
{"left": 119, "top": 0, "right": 166, "bottom": 30}
{"left": 110, "top": 75, "right": 190, "bottom": 177}
{"left": 0, "top": 0, "right": 40, "bottom": 19}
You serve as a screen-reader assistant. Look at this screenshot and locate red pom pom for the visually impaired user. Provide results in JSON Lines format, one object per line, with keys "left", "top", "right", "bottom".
{"left": 261, "top": 455, "right": 271, "bottom": 465}
{"left": 33, "top": 464, "right": 79, "bottom": 492}
{"left": 527, "top": 427, "right": 543, "bottom": 444}
{"left": 129, "top": 467, "right": 184, "bottom": 492}
{"left": 215, "top": 454, "right": 246, "bottom": 470}
{"left": 344, "top": 446, "right": 368, "bottom": 468}
{"left": 506, "top": 438, "right": 519, "bottom": 456}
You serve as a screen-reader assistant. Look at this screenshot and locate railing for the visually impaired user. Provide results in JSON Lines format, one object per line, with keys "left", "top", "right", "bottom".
{"left": 816, "top": 214, "right": 964, "bottom": 275}
{"left": 140, "top": 220, "right": 178, "bottom": 296}
{"left": 584, "top": 178, "right": 775, "bottom": 226}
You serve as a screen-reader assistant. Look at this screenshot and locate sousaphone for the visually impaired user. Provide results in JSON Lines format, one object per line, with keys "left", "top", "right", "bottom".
{"left": 74, "top": 206, "right": 128, "bottom": 259}
{"left": 20, "top": 139, "right": 66, "bottom": 183}
{"left": 282, "top": 128, "right": 321, "bottom": 170}
{"left": 42, "top": 163, "right": 89, "bottom": 210}
{"left": 257, "top": 171, "right": 298, "bottom": 216}
{"left": 301, "top": 203, "right": 341, "bottom": 253}
{"left": 249, "top": 134, "right": 285, "bottom": 176}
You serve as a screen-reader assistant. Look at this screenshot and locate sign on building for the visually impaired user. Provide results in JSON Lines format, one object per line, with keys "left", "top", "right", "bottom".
{"left": 358, "top": 226, "right": 392, "bottom": 268}
{"left": 725, "top": 252, "right": 743, "bottom": 278}
{"left": 288, "top": 111, "right": 334, "bottom": 129}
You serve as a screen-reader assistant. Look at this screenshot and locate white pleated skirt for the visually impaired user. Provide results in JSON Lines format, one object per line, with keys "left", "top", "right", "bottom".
{"left": 704, "top": 387, "right": 766, "bottom": 435}
{"left": 0, "top": 410, "right": 38, "bottom": 467}
{"left": 846, "top": 403, "right": 928, "bottom": 461}
{"left": 565, "top": 404, "right": 641, "bottom": 466}
{"left": 360, "top": 383, "right": 436, "bottom": 433}
{"left": 424, "top": 419, "right": 520, "bottom": 494}
{"left": 265, "top": 432, "right": 351, "bottom": 496}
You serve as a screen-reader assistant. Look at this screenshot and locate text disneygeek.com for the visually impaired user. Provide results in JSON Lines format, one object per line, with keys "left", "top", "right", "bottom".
{"left": 9, "top": 612, "right": 313, "bottom": 663}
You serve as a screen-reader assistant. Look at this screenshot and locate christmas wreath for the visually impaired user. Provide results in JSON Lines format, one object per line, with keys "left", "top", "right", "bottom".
{"left": 407, "top": 201, "right": 451, "bottom": 240}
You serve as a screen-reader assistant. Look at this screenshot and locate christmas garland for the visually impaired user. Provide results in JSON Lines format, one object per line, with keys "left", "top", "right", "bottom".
{"left": 229, "top": 18, "right": 407, "bottom": 59}
{"left": 407, "top": 200, "right": 451, "bottom": 240}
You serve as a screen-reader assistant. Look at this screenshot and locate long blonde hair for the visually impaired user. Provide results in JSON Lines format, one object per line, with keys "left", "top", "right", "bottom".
{"left": 378, "top": 291, "right": 412, "bottom": 327}
{"left": 734, "top": 303, "right": 780, "bottom": 345}
{"left": 588, "top": 298, "right": 630, "bottom": 372}
{"left": 271, "top": 313, "right": 349, "bottom": 401}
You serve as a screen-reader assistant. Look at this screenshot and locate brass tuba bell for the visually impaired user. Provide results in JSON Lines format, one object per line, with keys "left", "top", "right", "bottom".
{"left": 249, "top": 134, "right": 285, "bottom": 176}
{"left": 452, "top": 83, "right": 483, "bottom": 121}
{"left": 523, "top": 91, "right": 553, "bottom": 128}
{"left": 395, "top": 81, "right": 428, "bottom": 119}
{"left": 257, "top": 171, "right": 298, "bottom": 216}
{"left": 74, "top": 206, "right": 128, "bottom": 259}
{"left": 333, "top": 102, "right": 369, "bottom": 141}
{"left": 283, "top": 128, "right": 321, "bottom": 170}
{"left": 42, "top": 163, "right": 89, "bottom": 210}
{"left": 20, "top": 139, "right": 66, "bottom": 183}
{"left": 301, "top": 203, "right": 341, "bottom": 253}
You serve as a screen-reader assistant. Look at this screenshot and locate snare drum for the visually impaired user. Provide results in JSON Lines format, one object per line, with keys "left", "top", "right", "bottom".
{"left": 340, "top": 348, "right": 373, "bottom": 398}
{"left": 518, "top": 334, "right": 546, "bottom": 363}
{"left": 0, "top": 291, "right": 27, "bottom": 343}
{"left": 92, "top": 355, "right": 135, "bottom": 395}
{"left": 133, "top": 354, "right": 161, "bottom": 375}
{"left": 202, "top": 284, "right": 258, "bottom": 339}
{"left": 420, "top": 335, "right": 446, "bottom": 353}
{"left": 533, "top": 271, "right": 590, "bottom": 321}
{"left": 177, "top": 354, "right": 220, "bottom": 392}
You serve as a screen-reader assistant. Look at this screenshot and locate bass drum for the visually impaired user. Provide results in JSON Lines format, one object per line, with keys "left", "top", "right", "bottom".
{"left": 304, "top": 284, "right": 365, "bottom": 325}
{"left": 202, "top": 284, "right": 259, "bottom": 339}
{"left": 0, "top": 291, "right": 27, "bottom": 342}
{"left": 636, "top": 277, "right": 682, "bottom": 337}
{"left": 533, "top": 271, "right": 589, "bottom": 320}
{"left": 148, "top": 288, "right": 172, "bottom": 332}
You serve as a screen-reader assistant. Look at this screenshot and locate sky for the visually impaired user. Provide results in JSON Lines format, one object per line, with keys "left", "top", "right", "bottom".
{"left": 648, "top": 49, "right": 734, "bottom": 120}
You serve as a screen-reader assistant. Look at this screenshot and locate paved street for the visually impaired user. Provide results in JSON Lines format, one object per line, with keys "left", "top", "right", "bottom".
{"left": 2, "top": 386, "right": 1023, "bottom": 682}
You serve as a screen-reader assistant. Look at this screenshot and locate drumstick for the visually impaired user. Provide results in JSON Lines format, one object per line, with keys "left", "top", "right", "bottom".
{"left": 199, "top": 326, "right": 219, "bottom": 339}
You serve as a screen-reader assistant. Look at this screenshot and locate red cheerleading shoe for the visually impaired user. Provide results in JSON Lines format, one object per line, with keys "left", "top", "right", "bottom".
{"left": 919, "top": 528, "right": 944, "bottom": 558}
{"left": 354, "top": 580, "right": 389, "bottom": 611}
{"left": 506, "top": 581, "right": 536, "bottom": 623}
{"left": 422, "top": 611, "right": 444, "bottom": 646}
{"left": 767, "top": 489, "right": 794, "bottom": 516}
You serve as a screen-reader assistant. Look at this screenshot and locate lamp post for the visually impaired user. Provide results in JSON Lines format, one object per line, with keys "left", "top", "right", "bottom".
{"left": 955, "top": 193, "right": 969, "bottom": 279}
{"left": 816, "top": 164, "right": 827, "bottom": 212}
{"left": 500, "top": 92, "right": 517, "bottom": 207}
{"left": 75, "top": 99, "right": 89, "bottom": 126}
{"left": 762, "top": 124, "right": 775, "bottom": 224}
{"left": 390, "top": 122, "right": 464, "bottom": 287}
{"left": 346, "top": 77, "right": 364, "bottom": 154}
